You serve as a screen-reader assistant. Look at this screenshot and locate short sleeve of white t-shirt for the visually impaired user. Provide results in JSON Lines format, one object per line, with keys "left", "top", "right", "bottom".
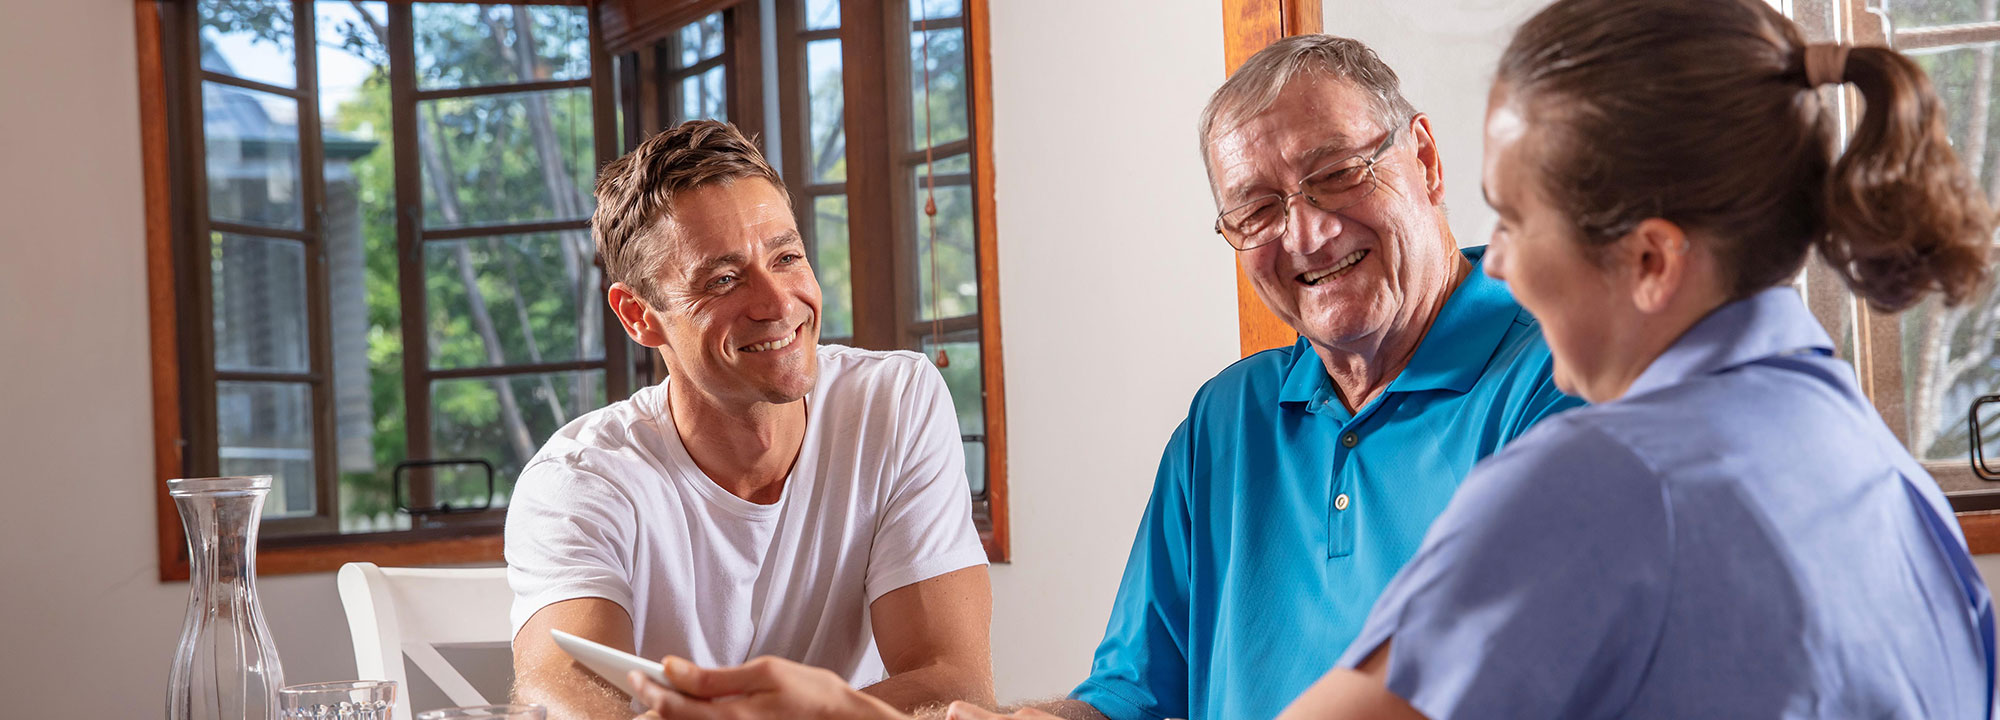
{"left": 504, "top": 345, "right": 988, "bottom": 684}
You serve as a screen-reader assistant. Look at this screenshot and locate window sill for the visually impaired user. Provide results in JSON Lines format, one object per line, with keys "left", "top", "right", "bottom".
{"left": 159, "top": 528, "right": 502, "bottom": 582}
{"left": 1960, "top": 511, "right": 2000, "bottom": 555}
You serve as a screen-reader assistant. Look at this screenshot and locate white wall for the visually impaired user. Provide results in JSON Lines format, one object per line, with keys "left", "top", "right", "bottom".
{"left": 1322, "top": 0, "right": 1544, "bottom": 250}
{"left": 983, "top": 0, "right": 1236, "bottom": 701}
{"left": 0, "top": 0, "right": 366, "bottom": 710}
{"left": 0, "top": 0, "right": 1235, "bottom": 713}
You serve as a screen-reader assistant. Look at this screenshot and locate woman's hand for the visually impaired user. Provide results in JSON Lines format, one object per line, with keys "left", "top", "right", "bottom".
{"left": 629, "top": 655, "right": 909, "bottom": 720}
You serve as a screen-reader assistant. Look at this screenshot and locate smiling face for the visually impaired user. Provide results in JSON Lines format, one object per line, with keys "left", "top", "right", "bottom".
{"left": 1480, "top": 88, "right": 1630, "bottom": 401}
{"left": 635, "top": 177, "right": 821, "bottom": 408}
{"left": 1206, "top": 76, "right": 1459, "bottom": 355}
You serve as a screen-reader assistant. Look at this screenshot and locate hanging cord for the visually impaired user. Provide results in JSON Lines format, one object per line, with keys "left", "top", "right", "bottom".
{"left": 920, "top": 11, "right": 948, "bottom": 368}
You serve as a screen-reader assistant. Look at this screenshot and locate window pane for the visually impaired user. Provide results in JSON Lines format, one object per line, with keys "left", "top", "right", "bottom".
{"left": 1889, "top": 0, "right": 1999, "bottom": 29}
{"left": 919, "top": 153, "right": 971, "bottom": 174}
{"left": 919, "top": 333, "right": 985, "bottom": 494}
{"left": 204, "top": 81, "right": 304, "bottom": 230}
{"left": 431, "top": 370, "right": 606, "bottom": 504}
{"left": 909, "top": 26, "right": 968, "bottom": 148}
{"left": 212, "top": 233, "right": 310, "bottom": 374}
{"left": 913, "top": 176, "right": 977, "bottom": 321}
{"left": 813, "top": 195, "right": 854, "bottom": 340}
{"left": 910, "top": 0, "right": 962, "bottom": 22}
{"left": 413, "top": 4, "right": 589, "bottom": 90}
{"left": 677, "top": 12, "right": 725, "bottom": 68}
{"left": 807, "top": 39, "right": 847, "bottom": 183}
{"left": 315, "top": 1, "right": 409, "bottom": 535}
{"left": 1898, "top": 42, "right": 2000, "bottom": 464}
{"left": 217, "top": 381, "right": 316, "bottom": 518}
{"left": 315, "top": 2, "right": 390, "bottom": 130}
{"left": 419, "top": 88, "right": 596, "bottom": 228}
{"left": 964, "top": 439, "right": 986, "bottom": 495}
{"left": 680, "top": 65, "right": 728, "bottom": 123}
{"left": 919, "top": 334, "right": 984, "bottom": 435}
{"left": 198, "top": 0, "right": 296, "bottom": 88}
{"left": 424, "top": 232, "right": 605, "bottom": 370}
{"left": 1899, "top": 282, "right": 2000, "bottom": 464}
{"left": 805, "top": 0, "right": 840, "bottom": 30}
{"left": 390, "top": 460, "right": 504, "bottom": 516}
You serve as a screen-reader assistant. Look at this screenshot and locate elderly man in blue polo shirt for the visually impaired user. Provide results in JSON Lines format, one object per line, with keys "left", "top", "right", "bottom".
{"left": 618, "top": 33, "right": 1578, "bottom": 720}
{"left": 978, "top": 34, "right": 1581, "bottom": 720}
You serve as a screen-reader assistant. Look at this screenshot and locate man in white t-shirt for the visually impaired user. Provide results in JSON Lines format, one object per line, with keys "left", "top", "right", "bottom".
{"left": 507, "top": 119, "right": 994, "bottom": 719}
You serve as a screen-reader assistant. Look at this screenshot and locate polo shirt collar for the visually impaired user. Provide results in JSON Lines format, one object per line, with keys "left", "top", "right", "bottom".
{"left": 1279, "top": 247, "right": 1519, "bottom": 406}
{"left": 1626, "top": 285, "right": 1834, "bottom": 398}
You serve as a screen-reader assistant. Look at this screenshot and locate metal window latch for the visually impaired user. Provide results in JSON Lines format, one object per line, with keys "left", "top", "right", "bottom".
{"left": 391, "top": 458, "right": 497, "bottom": 516}
{"left": 1970, "top": 395, "right": 2000, "bottom": 481}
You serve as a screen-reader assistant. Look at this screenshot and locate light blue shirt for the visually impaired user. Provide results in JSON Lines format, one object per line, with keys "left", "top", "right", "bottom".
{"left": 1339, "top": 286, "right": 1996, "bottom": 719}
{"left": 1073, "top": 247, "right": 1581, "bottom": 720}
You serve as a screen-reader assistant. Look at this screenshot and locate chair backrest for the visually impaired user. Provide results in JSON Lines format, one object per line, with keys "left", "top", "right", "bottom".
{"left": 336, "top": 562, "right": 514, "bottom": 719}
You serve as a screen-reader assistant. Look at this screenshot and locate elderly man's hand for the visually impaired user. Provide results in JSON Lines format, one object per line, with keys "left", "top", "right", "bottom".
{"left": 940, "top": 703, "right": 1064, "bottom": 720}
{"left": 627, "top": 656, "right": 907, "bottom": 720}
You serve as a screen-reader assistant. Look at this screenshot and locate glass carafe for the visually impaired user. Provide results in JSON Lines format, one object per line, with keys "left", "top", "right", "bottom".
{"left": 167, "top": 475, "right": 286, "bottom": 720}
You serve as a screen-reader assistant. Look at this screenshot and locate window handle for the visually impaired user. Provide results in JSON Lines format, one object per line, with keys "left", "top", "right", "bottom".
{"left": 1970, "top": 395, "right": 2000, "bottom": 482}
{"left": 391, "top": 457, "right": 497, "bottom": 516}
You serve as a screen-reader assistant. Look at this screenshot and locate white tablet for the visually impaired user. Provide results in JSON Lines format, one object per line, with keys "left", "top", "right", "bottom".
{"left": 549, "top": 628, "right": 676, "bottom": 698}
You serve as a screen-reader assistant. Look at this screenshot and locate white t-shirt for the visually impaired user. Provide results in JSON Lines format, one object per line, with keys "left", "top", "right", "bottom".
{"left": 505, "top": 345, "right": 989, "bottom": 686}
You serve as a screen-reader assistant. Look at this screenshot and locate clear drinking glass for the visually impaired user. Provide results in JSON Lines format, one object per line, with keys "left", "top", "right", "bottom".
{"left": 166, "top": 475, "right": 286, "bottom": 720}
{"left": 413, "top": 705, "right": 547, "bottom": 720}
{"left": 279, "top": 680, "right": 398, "bottom": 720}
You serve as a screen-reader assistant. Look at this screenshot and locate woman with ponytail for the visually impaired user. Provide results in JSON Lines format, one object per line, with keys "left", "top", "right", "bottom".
{"left": 1270, "top": 0, "right": 1999, "bottom": 717}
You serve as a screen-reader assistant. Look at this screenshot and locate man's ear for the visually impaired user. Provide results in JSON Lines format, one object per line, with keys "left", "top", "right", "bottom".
{"left": 1618, "top": 218, "right": 1691, "bottom": 314}
{"left": 608, "top": 281, "right": 669, "bottom": 348}
{"left": 1409, "top": 113, "right": 1445, "bottom": 204}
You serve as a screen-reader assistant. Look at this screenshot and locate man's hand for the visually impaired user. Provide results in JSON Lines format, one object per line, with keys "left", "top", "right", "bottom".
{"left": 629, "top": 655, "right": 909, "bottom": 720}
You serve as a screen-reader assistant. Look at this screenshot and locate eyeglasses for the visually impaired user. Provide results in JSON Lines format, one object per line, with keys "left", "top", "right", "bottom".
{"left": 1213, "top": 119, "right": 1408, "bottom": 252}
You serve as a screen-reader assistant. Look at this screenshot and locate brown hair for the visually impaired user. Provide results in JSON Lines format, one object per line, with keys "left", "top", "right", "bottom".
{"left": 1497, "top": 0, "right": 1991, "bottom": 311}
{"left": 592, "top": 119, "right": 788, "bottom": 304}
{"left": 1199, "top": 34, "right": 1419, "bottom": 180}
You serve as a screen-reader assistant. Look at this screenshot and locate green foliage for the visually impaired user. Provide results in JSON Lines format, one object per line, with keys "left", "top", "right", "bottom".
{"left": 199, "top": 0, "right": 295, "bottom": 56}
{"left": 202, "top": 3, "right": 603, "bottom": 529}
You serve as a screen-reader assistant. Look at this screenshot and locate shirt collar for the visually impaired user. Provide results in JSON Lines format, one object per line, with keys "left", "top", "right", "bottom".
{"left": 1625, "top": 285, "right": 1835, "bottom": 398}
{"left": 1279, "top": 246, "right": 1520, "bottom": 405}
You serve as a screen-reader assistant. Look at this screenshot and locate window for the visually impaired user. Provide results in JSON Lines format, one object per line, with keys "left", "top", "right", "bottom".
{"left": 1780, "top": 0, "right": 2000, "bottom": 521}
{"left": 147, "top": 0, "right": 618, "bottom": 578}
{"left": 603, "top": 0, "right": 1009, "bottom": 558}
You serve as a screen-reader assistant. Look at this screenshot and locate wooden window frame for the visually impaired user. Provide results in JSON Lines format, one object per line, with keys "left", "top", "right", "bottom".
{"left": 1223, "top": 0, "right": 1319, "bottom": 356}
{"left": 141, "top": 0, "right": 620, "bottom": 581}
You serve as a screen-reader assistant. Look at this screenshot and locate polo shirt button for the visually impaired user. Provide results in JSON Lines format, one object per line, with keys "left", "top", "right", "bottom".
{"left": 1335, "top": 493, "right": 1351, "bottom": 511}
{"left": 1341, "top": 432, "right": 1359, "bottom": 448}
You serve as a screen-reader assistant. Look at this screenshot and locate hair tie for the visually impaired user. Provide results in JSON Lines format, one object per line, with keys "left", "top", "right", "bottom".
{"left": 1804, "top": 43, "right": 1850, "bottom": 87}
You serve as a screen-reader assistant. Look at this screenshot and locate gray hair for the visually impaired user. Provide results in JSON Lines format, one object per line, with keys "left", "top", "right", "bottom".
{"left": 1198, "top": 34, "right": 1420, "bottom": 180}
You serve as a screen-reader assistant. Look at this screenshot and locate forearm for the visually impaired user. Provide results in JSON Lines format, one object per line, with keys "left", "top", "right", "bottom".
{"left": 910, "top": 697, "right": 1110, "bottom": 720}
{"left": 511, "top": 671, "right": 635, "bottom": 719}
{"left": 862, "top": 657, "right": 997, "bottom": 714}
{"left": 1009, "top": 698, "right": 1111, "bottom": 720}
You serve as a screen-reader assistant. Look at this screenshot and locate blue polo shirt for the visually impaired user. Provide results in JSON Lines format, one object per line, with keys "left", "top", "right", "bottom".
{"left": 1072, "top": 247, "right": 1579, "bottom": 720}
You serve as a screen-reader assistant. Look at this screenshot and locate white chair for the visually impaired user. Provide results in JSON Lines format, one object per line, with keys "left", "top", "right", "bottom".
{"left": 336, "top": 562, "right": 514, "bottom": 719}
